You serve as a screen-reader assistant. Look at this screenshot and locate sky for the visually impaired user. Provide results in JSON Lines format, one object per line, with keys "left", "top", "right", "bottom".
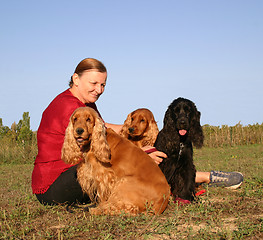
{"left": 0, "top": 0, "right": 262, "bottom": 131}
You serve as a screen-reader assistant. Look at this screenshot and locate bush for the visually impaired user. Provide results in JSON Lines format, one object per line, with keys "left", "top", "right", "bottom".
{"left": 203, "top": 122, "right": 263, "bottom": 147}
{"left": 0, "top": 112, "right": 33, "bottom": 143}
{"left": 0, "top": 112, "right": 37, "bottom": 164}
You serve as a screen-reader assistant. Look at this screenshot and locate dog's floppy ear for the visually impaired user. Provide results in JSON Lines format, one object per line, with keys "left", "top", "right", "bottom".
{"left": 61, "top": 119, "right": 83, "bottom": 165}
{"left": 90, "top": 116, "right": 111, "bottom": 163}
{"left": 189, "top": 110, "right": 204, "bottom": 148}
{"left": 155, "top": 105, "right": 180, "bottom": 154}
{"left": 119, "top": 112, "right": 132, "bottom": 138}
{"left": 147, "top": 119, "right": 159, "bottom": 145}
{"left": 163, "top": 106, "right": 177, "bottom": 133}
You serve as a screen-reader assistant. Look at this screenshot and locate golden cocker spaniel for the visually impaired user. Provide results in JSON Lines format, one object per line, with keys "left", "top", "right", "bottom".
{"left": 119, "top": 108, "right": 159, "bottom": 148}
{"left": 61, "top": 107, "right": 170, "bottom": 215}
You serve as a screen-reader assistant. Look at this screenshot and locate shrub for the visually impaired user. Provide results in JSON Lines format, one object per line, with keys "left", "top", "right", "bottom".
{"left": 203, "top": 122, "right": 263, "bottom": 147}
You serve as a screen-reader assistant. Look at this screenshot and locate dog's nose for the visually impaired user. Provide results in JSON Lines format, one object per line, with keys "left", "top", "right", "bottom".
{"left": 180, "top": 119, "right": 185, "bottom": 124}
{"left": 76, "top": 128, "right": 84, "bottom": 135}
{"left": 128, "top": 127, "right": 134, "bottom": 133}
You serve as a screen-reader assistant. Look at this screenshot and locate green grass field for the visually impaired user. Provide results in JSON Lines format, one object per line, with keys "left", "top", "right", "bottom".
{"left": 1, "top": 144, "right": 262, "bottom": 239}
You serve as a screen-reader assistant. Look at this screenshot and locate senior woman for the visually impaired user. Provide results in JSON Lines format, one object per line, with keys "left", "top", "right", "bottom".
{"left": 32, "top": 58, "right": 243, "bottom": 206}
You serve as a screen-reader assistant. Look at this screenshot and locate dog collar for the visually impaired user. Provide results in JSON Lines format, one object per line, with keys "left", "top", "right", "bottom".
{"left": 178, "top": 143, "right": 184, "bottom": 157}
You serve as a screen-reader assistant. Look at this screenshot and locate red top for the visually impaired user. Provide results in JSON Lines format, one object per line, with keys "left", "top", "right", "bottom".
{"left": 31, "top": 89, "right": 101, "bottom": 194}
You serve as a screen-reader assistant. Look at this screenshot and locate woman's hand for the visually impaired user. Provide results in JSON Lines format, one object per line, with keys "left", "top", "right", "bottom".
{"left": 141, "top": 146, "right": 167, "bottom": 165}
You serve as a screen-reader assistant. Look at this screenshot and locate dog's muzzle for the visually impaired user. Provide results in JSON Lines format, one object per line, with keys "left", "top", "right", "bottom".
{"left": 76, "top": 127, "right": 84, "bottom": 135}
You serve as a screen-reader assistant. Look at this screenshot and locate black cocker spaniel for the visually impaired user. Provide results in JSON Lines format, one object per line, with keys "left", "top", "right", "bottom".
{"left": 154, "top": 97, "right": 204, "bottom": 201}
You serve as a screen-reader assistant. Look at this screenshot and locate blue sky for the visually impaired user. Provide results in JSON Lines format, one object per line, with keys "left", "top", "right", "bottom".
{"left": 0, "top": 0, "right": 262, "bottom": 131}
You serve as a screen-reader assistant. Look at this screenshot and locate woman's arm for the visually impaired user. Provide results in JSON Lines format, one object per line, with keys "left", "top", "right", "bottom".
{"left": 141, "top": 146, "right": 167, "bottom": 165}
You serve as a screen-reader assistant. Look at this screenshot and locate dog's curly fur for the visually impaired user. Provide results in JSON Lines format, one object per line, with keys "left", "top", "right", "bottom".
{"left": 119, "top": 108, "right": 159, "bottom": 148}
{"left": 61, "top": 107, "right": 170, "bottom": 215}
{"left": 154, "top": 98, "right": 204, "bottom": 201}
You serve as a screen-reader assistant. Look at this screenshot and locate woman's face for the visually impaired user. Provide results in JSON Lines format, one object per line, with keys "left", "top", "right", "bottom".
{"left": 72, "top": 70, "right": 107, "bottom": 104}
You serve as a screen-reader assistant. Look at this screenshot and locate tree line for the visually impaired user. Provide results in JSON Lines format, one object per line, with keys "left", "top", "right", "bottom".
{"left": 1, "top": 112, "right": 262, "bottom": 147}
{"left": 0, "top": 112, "right": 33, "bottom": 143}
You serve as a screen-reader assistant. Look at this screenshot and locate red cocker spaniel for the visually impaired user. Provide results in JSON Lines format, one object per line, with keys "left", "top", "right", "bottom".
{"left": 119, "top": 108, "right": 159, "bottom": 148}
{"left": 61, "top": 107, "right": 170, "bottom": 215}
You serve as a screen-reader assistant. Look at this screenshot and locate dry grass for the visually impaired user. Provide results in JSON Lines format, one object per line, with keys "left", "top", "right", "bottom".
{"left": 203, "top": 123, "right": 263, "bottom": 147}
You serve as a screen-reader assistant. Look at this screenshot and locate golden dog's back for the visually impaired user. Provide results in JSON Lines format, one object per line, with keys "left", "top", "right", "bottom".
{"left": 106, "top": 128, "right": 170, "bottom": 214}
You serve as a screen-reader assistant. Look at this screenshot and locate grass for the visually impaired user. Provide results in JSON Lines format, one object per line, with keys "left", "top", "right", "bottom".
{"left": 0, "top": 144, "right": 263, "bottom": 239}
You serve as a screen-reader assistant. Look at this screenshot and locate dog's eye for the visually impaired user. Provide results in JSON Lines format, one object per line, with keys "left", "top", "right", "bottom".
{"left": 184, "top": 106, "right": 190, "bottom": 113}
{"left": 174, "top": 108, "right": 180, "bottom": 115}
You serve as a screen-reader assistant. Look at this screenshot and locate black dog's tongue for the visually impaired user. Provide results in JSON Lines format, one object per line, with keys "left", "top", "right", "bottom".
{"left": 179, "top": 130, "right": 187, "bottom": 136}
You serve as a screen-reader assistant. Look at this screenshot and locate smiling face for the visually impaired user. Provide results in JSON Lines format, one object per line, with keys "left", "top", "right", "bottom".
{"left": 70, "top": 70, "right": 107, "bottom": 104}
{"left": 71, "top": 108, "right": 97, "bottom": 147}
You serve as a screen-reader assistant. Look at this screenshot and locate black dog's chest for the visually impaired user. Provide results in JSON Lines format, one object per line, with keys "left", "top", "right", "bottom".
{"left": 173, "top": 141, "right": 190, "bottom": 154}
{"left": 164, "top": 142, "right": 192, "bottom": 165}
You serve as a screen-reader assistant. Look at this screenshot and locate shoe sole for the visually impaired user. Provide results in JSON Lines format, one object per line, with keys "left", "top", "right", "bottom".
{"left": 225, "top": 181, "right": 243, "bottom": 190}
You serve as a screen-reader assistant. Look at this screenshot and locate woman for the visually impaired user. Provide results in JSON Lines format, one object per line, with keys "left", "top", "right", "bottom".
{"left": 32, "top": 58, "right": 243, "bottom": 206}
{"left": 32, "top": 58, "right": 111, "bottom": 205}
